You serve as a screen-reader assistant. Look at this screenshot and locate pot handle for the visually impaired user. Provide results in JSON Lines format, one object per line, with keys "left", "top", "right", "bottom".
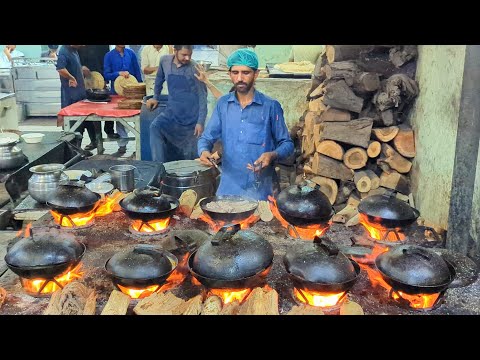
{"left": 402, "top": 247, "right": 431, "bottom": 261}
{"left": 313, "top": 236, "right": 339, "bottom": 256}
{"left": 133, "top": 244, "right": 165, "bottom": 257}
{"left": 211, "top": 223, "right": 241, "bottom": 246}
{"left": 303, "top": 179, "right": 321, "bottom": 191}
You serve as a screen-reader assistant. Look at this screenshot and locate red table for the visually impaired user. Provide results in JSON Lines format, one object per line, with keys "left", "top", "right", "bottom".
{"left": 57, "top": 95, "right": 141, "bottom": 159}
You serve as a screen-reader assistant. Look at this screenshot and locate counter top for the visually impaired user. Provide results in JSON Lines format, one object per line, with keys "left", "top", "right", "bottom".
{"left": 208, "top": 69, "right": 312, "bottom": 82}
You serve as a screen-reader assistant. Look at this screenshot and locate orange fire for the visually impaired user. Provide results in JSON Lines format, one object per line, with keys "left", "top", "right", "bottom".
{"left": 198, "top": 213, "right": 260, "bottom": 233}
{"left": 359, "top": 263, "right": 440, "bottom": 309}
{"left": 359, "top": 214, "right": 405, "bottom": 241}
{"left": 51, "top": 193, "right": 123, "bottom": 227}
{"left": 16, "top": 223, "right": 32, "bottom": 238}
{"left": 116, "top": 254, "right": 189, "bottom": 298}
{"left": 352, "top": 243, "right": 389, "bottom": 264}
{"left": 268, "top": 196, "right": 330, "bottom": 240}
{"left": 294, "top": 288, "right": 346, "bottom": 308}
{"left": 210, "top": 288, "right": 251, "bottom": 304}
{"left": 20, "top": 263, "right": 83, "bottom": 295}
{"left": 131, "top": 218, "right": 170, "bottom": 232}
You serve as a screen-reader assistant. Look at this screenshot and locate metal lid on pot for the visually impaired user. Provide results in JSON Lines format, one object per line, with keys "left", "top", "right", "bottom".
{"left": 284, "top": 237, "right": 357, "bottom": 284}
{"left": 375, "top": 245, "right": 453, "bottom": 287}
{"left": 120, "top": 186, "right": 178, "bottom": 214}
{"left": 358, "top": 190, "right": 419, "bottom": 221}
{"left": 105, "top": 245, "right": 177, "bottom": 280}
{"left": 163, "top": 160, "right": 215, "bottom": 177}
{"left": 47, "top": 182, "right": 101, "bottom": 208}
{"left": 5, "top": 235, "right": 86, "bottom": 268}
{"left": 192, "top": 224, "right": 274, "bottom": 280}
{"left": 276, "top": 181, "right": 333, "bottom": 222}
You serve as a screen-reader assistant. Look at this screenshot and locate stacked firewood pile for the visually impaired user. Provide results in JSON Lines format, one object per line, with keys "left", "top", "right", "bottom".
{"left": 290, "top": 45, "right": 419, "bottom": 223}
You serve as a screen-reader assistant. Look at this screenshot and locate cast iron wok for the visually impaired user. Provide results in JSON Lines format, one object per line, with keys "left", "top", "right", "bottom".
{"left": 46, "top": 182, "right": 101, "bottom": 215}
{"left": 119, "top": 189, "right": 179, "bottom": 222}
{"left": 199, "top": 195, "right": 258, "bottom": 223}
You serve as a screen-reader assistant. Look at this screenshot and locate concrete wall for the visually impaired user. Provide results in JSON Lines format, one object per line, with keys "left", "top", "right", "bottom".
{"left": 408, "top": 45, "right": 466, "bottom": 229}
{"left": 254, "top": 45, "right": 292, "bottom": 68}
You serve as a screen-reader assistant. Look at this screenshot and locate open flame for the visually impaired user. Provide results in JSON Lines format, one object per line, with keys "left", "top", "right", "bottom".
{"left": 16, "top": 223, "right": 32, "bottom": 238}
{"left": 198, "top": 213, "right": 260, "bottom": 233}
{"left": 294, "top": 288, "right": 346, "bottom": 308}
{"left": 51, "top": 192, "right": 124, "bottom": 227}
{"left": 359, "top": 263, "right": 441, "bottom": 310}
{"left": 116, "top": 254, "right": 189, "bottom": 299}
{"left": 268, "top": 196, "right": 330, "bottom": 240}
{"left": 210, "top": 288, "right": 251, "bottom": 304}
{"left": 131, "top": 218, "right": 170, "bottom": 232}
{"left": 359, "top": 214, "right": 405, "bottom": 241}
{"left": 352, "top": 243, "right": 389, "bottom": 264}
{"left": 20, "top": 263, "right": 84, "bottom": 295}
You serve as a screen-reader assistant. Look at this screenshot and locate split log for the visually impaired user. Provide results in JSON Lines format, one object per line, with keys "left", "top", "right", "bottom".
{"left": 200, "top": 295, "right": 223, "bottom": 315}
{"left": 307, "top": 77, "right": 323, "bottom": 100}
{"left": 316, "top": 140, "right": 345, "bottom": 160}
{"left": 309, "top": 176, "right": 338, "bottom": 205}
{"left": 380, "top": 171, "right": 410, "bottom": 195}
{"left": 309, "top": 83, "right": 326, "bottom": 99}
{"left": 339, "top": 300, "right": 364, "bottom": 315}
{"left": 356, "top": 49, "right": 399, "bottom": 77}
{"left": 324, "top": 61, "right": 360, "bottom": 85}
{"left": 319, "top": 108, "right": 352, "bottom": 122}
{"left": 287, "top": 304, "right": 324, "bottom": 315}
{"left": 372, "top": 126, "right": 399, "bottom": 142}
{"left": 332, "top": 205, "right": 358, "bottom": 224}
{"left": 219, "top": 301, "right": 241, "bottom": 315}
{"left": 44, "top": 281, "right": 96, "bottom": 315}
{"left": 320, "top": 118, "right": 374, "bottom": 148}
{"left": 392, "top": 125, "right": 416, "bottom": 158}
{"left": 334, "top": 181, "right": 356, "bottom": 205}
{"left": 308, "top": 97, "right": 327, "bottom": 112}
{"left": 346, "top": 213, "right": 360, "bottom": 227}
{"left": 323, "top": 80, "right": 364, "bottom": 113}
{"left": 377, "top": 159, "right": 393, "bottom": 174}
{"left": 302, "top": 136, "right": 315, "bottom": 157}
{"left": 190, "top": 198, "right": 206, "bottom": 220}
{"left": 380, "top": 109, "right": 395, "bottom": 126}
{"left": 325, "top": 45, "right": 367, "bottom": 63}
{"left": 312, "top": 153, "right": 354, "bottom": 181}
{"left": 0, "top": 287, "right": 5, "bottom": 309}
{"left": 354, "top": 171, "right": 372, "bottom": 193}
{"left": 360, "top": 186, "right": 388, "bottom": 199}
{"left": 343, "top": 147, "right": 368, "bottom": 170}
{"left": 101, "top": 290, "right": 130, "bottom": 315}
{"left": 238, "top": 287, "right": 279, "bottom": 315}
{"left": 312, "top": 123, "right": 323, "bottom": 148}
{"left": 389, "top": 45, "right": 418, "bottom": 68}
{"left": 305, "top": 111, "right": 322, "bottom": 132}
{"left": 380, "top": 143, "right": 412, "bottom": 173}
{"left": 367, "top": 141, "right": 381, "bottom": 158}
{"left": 373, "top": 74, "right": 419, "bottom": 112}
{"left": 180, "top": 295, "right": 204, "bottom": 315}
{"left": 179, "top": 189, "right": 198, "bottom": 217}
{"left": 352, "top": 72, "right": 381, "bottom": 94}
{"left": 133, "top": 291, "right": 186, "bottom": 315}
{"left": 258, "top": 200, "right": 274, "bottom": 222}
{"left": 313, "top": 52, "right": 327, "bottom": 81}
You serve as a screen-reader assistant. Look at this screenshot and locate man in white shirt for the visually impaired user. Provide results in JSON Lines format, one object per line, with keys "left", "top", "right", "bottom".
{"left": 141, "top": 45, "right": 172, "bottom": 96}
{"left": 0, "top": 45, "right": 24, "bottom": 68}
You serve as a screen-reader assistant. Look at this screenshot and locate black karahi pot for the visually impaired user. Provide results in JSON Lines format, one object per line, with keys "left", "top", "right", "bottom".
{"left": 276, "top": 181, "right": 334, "bottom": 226}
{"left": 119, "top": 186, "right": 179, "bottom": 221}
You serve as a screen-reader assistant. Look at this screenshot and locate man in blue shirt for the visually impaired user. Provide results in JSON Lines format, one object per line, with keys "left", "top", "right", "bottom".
{"left": 198, "top": 49, "right": 294, "bottom": 200}
{"left": 104, "top": 45, "right": 143, "bottom": 155}
{"left": 145, "top": 45, "right": 207, "bottom": 162}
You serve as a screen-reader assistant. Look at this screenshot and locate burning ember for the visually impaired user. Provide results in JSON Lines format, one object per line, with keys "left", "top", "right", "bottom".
{"left": 359, "top": 263, "right": 442, "bottom": 310}
{"left": 293, "top": 287, "right": 347, "bottom": 308}
{"left": 209, "top": 288, "right": 252, "bottom": 304}
{"left": 131, "top": 218, "right": 171, "bottom": 233}
{"left": 20, "top": 263, "right": 84, "bottom": 296}
{"left": 51, "top": 192, "right": 123, "bottom": 228}
{"left": 359, "top": 214, "right": 406, "bottom": 242}
{"left": 198, "top": 213, "right": 260, "bottom": 233}
{"left": 116, "top": 254, "right": 189, "bottom": 299}
{"left": 268, "top": 196, "right": 330, "bottom": 240}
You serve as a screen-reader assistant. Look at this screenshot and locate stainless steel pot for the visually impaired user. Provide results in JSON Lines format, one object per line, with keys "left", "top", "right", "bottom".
{"left": 161, "top": 160, "right": 219, "bottom": 200}
{"left": 0, "top": 140, "right": 27, "bottom": 170}
{"left": 28, "top": 163, "right": 69, "bottom": 203}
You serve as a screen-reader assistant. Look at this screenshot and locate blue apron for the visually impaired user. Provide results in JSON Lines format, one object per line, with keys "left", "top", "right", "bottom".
{"left": 154, "top": 71, "right": 199, "bottom": 162}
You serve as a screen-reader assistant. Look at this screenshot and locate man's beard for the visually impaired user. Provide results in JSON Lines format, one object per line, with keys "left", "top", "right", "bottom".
{"left": 234, "top": 81, "right": 253, "bottom": 94}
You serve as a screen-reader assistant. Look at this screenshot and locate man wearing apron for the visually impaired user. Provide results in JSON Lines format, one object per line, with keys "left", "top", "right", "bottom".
{"left": 145, "top": 45, "right": 207, "bottom": 162}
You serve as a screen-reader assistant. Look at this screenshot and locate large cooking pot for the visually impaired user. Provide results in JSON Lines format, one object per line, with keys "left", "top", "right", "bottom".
{"left": 375, "top": 245, "right": 455, "bottom": 294}
{"left": 199, "top": 195, "right": 258, "bottom": 223}
{"left": 276, "top": 181, "right": 334, "bottom": 226}
{"left": 119, "top": 186, "right": 179, "bottom": 221}
{"left": 46, "top": 182, "right": 101, "bottom": 215}
{"left": 0, "top": 137, "right": 27, "bottom": 170}
{"left": 357, "top": 189, "right": 420, "bottom": 228}
{"left": 284, "top": 236, "right": 360, "bottom": 293}
{"left": 188, "top": 224, "right": 274, "bottom": 289}
{"left": 105, "top": 245, "right": 178, "bottom": 288}
{"left": 161, "top": 160, "right": 219, "bottom": 200}
{"left": 5, "top": 234, "right": 86, "bottom": 279}
{"left": 28, "top": 163, "right": 69, "bottom": 203}
{"left": 86, "top": 88, "right": 111, "bottom": 101}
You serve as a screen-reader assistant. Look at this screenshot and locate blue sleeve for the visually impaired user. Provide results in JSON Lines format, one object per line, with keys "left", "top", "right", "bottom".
{"left": 103, "top": 52, "right": 119, "bottom": 81}
{"left": 56, "top": 53, "right": 67, "bottom": 70}
{"left": 195, "top": 77, "right": 208, "bottom": 126}
{"left": 153, "top": 57, "right": 166, "bottom": 101}
{"left": 131, "top": 52, "right": 143, "bottom": 82}
{"left": 198, "top": 101, "right": 223, "bottom": 156}
{"left": 270, "top": 101, "right": 294, "bottom": 160}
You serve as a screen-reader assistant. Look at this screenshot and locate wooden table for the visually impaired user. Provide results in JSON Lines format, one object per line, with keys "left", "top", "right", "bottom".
{"left": 58, "top": 96, "right": 141, "bottom": 159}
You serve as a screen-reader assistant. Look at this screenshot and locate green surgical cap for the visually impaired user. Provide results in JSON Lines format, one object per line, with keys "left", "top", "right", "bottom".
{"left": 226, "top": 48, "right": 259, "bottom": 70}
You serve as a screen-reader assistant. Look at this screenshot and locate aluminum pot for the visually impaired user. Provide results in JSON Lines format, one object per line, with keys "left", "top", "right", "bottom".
{"left": 28, "top": 163, "right": 69, "bottom": 203}
{"left": 0, "top": 140, "right": 27, "bottom": 170}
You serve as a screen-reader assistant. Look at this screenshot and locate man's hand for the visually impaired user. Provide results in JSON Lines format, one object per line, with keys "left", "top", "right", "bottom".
{"left": 68, "top": 78, "right": 78, "bottom": 88}
{"left": 194, "top": 64, "right": 207, "bottom": 83}
{"left": 82, "top": 66, "right": 91, "bottom": 78}
{"left": 199, "top": 150, "right": 214, "bottom": 166}
{"left": 119, "top": 71, "right": 130, "bottom": 78}
{"left": 146, "top": 98, "right": 159, "bottom": 111}
{"left": 251, "top": 151, "right": 277, "bottom": 169}
{"left": 194, "top": 124, "right": 204, "bottom": 138}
